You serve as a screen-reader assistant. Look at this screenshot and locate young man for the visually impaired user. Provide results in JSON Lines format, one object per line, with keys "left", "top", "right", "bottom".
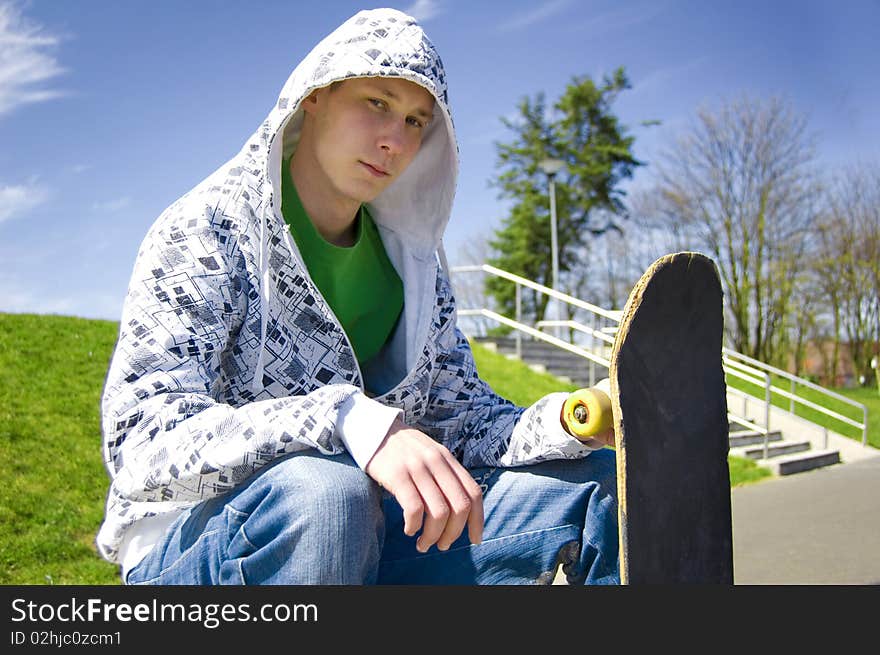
{"left": 98, "top": 7, "right": 618, "bottom": 585}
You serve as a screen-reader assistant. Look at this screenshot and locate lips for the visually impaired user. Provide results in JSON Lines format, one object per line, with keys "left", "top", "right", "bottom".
{"left": 360, "top": 160, "right": 390, "bottom": 177}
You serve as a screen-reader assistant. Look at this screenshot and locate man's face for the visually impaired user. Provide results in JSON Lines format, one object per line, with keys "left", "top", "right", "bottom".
{"left": 301, "top": 76, "right": 436, "bottom": 204}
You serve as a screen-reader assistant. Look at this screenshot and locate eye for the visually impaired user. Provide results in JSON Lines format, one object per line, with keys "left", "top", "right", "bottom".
{"left": 406, "top": 116, "right": 425, "bottom": 129}
{"left": 368, "top": 98, "right": 387, "bottom": 110}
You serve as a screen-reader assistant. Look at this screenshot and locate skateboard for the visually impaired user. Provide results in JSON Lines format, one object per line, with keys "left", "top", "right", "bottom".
{"left": 562, "top": 252, "right": 734, "bottom": 583}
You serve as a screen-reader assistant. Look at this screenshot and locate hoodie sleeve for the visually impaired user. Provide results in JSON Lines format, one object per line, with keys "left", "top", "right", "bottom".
{"left": 417, "top": 270, "right": 602, "bottom": 469}
{"left": 100, "top": 209, "right": 383, "bottom": 512}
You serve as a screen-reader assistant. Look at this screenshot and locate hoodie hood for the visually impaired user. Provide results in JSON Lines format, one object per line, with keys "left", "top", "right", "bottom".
{"left": 247, "top": 8, "right": 458, "bottom": 389}
{"left": 263, "top": 7, "right": 458, "bottom": 259}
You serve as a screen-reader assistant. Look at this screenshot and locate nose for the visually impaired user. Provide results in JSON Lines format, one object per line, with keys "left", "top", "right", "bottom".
{"left": 378, "top": 118, "right": 407, "bottom": 155}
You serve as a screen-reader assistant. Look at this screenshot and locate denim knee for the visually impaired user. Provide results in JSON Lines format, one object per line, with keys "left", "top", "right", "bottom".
{"left": 224, "top": 451, "right": 385, "bottom": 584}
{"left": 235, "top": 452, "right": 382, "bottom": 521}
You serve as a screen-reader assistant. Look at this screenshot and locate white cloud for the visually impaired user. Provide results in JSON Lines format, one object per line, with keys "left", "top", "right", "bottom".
{"left": 0, "top": 180, "right": 49, "bottom": 223}
{"left": 92, "top": 196, "right": 131, "bottom": 212}
{"left": 403, "top": 0, "right": 443, "bottom": 22}
{"left": 0, "top": 1, "right": 66, "bottom": 117}
{"left": 70, "top": 163, "right": 91, "bottom": 174}
{"left": 496, "top": 0, "right": 573, "bottom": 32}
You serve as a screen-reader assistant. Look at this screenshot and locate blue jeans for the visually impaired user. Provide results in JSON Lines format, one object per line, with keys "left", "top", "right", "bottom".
{"left": 125, "top": 449, "right": 619, "bottom": 585}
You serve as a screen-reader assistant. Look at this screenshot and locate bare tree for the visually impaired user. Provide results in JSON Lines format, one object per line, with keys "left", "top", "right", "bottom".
{"left": 820, "top": 163, "right": 880, "bottom": 385}
{"left": 649, "top": 95, "right": 820, "bottom": 364}
{"left": 811, "top": 209, "right": 854, "bottom": 385}
{"left": 446, "top": 231, "right": 496, "bottom": 337}
{"left": 787, "top": 267, "right": 821, "bottom": 378}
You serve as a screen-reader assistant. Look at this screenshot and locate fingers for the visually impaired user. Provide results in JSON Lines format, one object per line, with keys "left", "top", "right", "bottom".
{"left": 424, "top": 451, "right": 482, "bottom": 551}
{"left": 366, "top": 423, "right": 483, "bottom": 554}
{"left": 411, "top": 463, "right": 451, "bottom": 552}
{"left": 441, "top": 449, "right": 484, "bottom": 547}
{"left": 595, "top": 427, "right": 616, "bottom": 448}
{"left": 392, "top": 476, "right": 425, "bottom": 538}
{"left": 409, "top": 448, "right": 482, "bottom": 553}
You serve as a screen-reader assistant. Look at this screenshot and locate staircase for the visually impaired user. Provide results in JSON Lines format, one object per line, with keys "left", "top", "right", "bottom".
{"left": 476, "top": 336, "right": 608, "bottom": 388}
{"left": 727, "top": 420, "right": 840, "bottom": 475}
{"left": 474, "top": 335, "right": 843, "bottom": 476}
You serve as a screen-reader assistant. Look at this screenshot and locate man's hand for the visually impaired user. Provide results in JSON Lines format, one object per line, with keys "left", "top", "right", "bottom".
{"left": 365, "top": 416, "right": 483, "bottom": 553}
{"left": 579, "top": 428, "right": 616, "bottom": 449}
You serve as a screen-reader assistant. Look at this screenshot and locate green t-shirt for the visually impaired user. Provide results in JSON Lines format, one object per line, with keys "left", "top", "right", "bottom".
{"left": 280, "top": 157, "right": 404, "bottom": 368}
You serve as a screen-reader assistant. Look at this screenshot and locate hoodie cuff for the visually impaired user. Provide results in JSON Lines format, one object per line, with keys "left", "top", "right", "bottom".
{"left": 544, "top": 391, "right": 581, "bottom": 440}
{"left": 336, "top": 392, "right": 403, "bottom": 470}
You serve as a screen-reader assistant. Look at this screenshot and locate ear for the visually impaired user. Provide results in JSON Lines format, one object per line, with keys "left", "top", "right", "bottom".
{"left": 301, "top": 89, "right": 322, "bottom": 115}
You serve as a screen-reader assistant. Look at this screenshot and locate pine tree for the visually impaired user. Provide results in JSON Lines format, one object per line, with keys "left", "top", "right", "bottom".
{"left": 488, "top": 67, "right": 645, "bottom": 325}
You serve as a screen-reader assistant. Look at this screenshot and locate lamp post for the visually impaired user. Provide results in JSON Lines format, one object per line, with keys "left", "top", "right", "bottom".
{"left": 539, "top": 157, "right": 565, "bottom": 338}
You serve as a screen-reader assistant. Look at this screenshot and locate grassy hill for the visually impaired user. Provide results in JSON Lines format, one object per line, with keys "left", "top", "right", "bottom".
{"left": 0, "top": 312, "right": 775, "bottom": 585}
{"left": 0, "top": 313, "right": 121, "bottom": 584}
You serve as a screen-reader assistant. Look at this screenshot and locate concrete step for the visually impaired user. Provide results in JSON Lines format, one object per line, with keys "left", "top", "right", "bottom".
{"left": 507, "top": 350, "right": 606, "bottom": 371}
{"left": 730, "top": 439, "right": 813, "bottom": 460}
{"left": 728, "top": 430, "right": 783, "bottom": 448}
{"left": 500, "top": 355, "right": 603, "bottom": 387}
{"left": 479, "top": 337, "right": 607, "bottom": 362}
{"left": 755, "top": 449, "right": 841, "bottom": 475}
{"left": 477, "top": 338, "right": 610, "bottom": 385}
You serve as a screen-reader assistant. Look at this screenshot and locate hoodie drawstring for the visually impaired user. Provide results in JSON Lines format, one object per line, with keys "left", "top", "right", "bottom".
{"left": 437, "top": 239, "right": 450, "bottom": 274}
{"left": 253, "top": 201, "right": 271, "bottom": 392}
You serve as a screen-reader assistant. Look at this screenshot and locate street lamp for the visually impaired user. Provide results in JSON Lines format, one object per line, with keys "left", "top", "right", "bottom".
{"left": 539, "top": 157, "right": 565, "bottom": 337}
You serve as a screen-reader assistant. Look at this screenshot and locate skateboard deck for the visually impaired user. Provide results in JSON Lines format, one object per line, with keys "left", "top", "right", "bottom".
{"left": 563, "top": 252, "right": 733, "bottom": 583}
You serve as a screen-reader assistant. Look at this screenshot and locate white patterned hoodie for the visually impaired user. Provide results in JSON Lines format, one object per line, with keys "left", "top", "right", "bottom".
{"left": 97, "top": 7, "right": 599, "bottom": 572}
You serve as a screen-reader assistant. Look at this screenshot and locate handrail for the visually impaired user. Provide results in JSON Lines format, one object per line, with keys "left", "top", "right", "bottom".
{"left": 457, "top": 309, "right": 610, "bottom": 369}
{"left": 723, "top": 348, "right": 866, "bottom": 411}
{"left": 722, "top": 348, "right": 868, "bottom": 445}
{"left": 450, "top": 263, "right": 870, "bottom": 447}
{"left": 535, "top": 319, "right": 616, "bottom": 345}
{"left": 726, "top": 388, "right": 773, "bottom": 460}
{"left": 452, "top": 264, "right": 621, "bottom": 320}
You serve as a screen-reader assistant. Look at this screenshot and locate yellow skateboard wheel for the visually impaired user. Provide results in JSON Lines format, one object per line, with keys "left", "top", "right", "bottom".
{"left": 562, "top": 387, "right": 613, "bottom": 440}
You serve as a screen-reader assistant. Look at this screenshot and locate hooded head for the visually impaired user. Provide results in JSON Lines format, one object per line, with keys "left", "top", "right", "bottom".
{"left": 261, "top": 7, "right": 458, "bottom": 259}
{"left": 247, "top": 8, "right": 458, "bottom": 389}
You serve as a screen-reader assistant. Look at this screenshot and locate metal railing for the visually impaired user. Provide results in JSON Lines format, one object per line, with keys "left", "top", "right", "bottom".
{"left": 452, "top": 264, "right": 620, "bottom": 389}
{"left": 721, "top": 348, "right": 868, "bottom": 446}
{"left": 450, "top": 263, "right": 869, "bottom": 449}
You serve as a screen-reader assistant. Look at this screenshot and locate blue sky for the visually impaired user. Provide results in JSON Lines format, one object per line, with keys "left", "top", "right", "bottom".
{"left": 1, "top": 0, "right": 877, "bottom": 321}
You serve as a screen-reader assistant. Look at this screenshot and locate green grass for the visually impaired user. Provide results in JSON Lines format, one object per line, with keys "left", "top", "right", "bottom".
{"left": 469, "top": 341, "right": 580, "bottom": 404}
{"left": 726, "top": 456, "right": 773, "bottom": 487}
{"left": 0, "top": 313, "right": 121, "bottom": 584}
{"left": 726, "top": 369, "right": 880, "bottom": 449}
{"left": 469, "top": 340, "right": 773, "bottom": 488}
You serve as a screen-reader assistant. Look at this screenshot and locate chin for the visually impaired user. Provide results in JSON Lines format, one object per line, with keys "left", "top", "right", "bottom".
{"left": 349, "top": 182, "right": 388, "bottom": 204}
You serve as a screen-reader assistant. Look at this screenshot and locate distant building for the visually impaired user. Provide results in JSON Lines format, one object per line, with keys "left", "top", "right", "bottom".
{"left": 790, "top": 341, "right": 858, "bottom": 388}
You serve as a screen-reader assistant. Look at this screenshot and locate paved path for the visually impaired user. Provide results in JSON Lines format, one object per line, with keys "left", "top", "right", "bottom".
{"left": 731, "top": 454, "right": 880, "bottom": 584}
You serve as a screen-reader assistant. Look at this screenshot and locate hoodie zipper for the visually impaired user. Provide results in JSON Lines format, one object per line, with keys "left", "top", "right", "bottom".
{"left": 274, "top": 214, "right": 367, "bottom": 392}
{"left": 271, "top": 206, "right": 441, "bottom": 406}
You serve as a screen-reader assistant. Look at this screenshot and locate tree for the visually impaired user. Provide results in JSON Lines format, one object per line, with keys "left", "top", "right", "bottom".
{"left": 486, "top": 68, "right": 645, "bottom": 325}
{"left": 650, "top": 96, "right": 820, "bottom": 364}
{"left": 817, "top": 164, "right": 880, "bottom": 385}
